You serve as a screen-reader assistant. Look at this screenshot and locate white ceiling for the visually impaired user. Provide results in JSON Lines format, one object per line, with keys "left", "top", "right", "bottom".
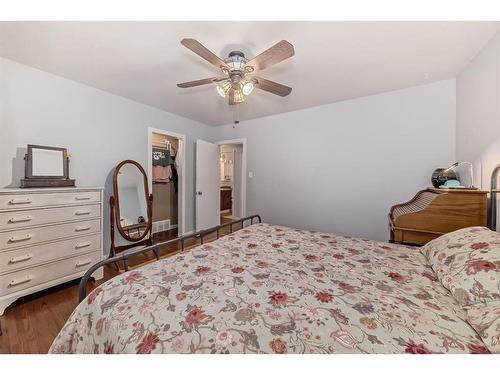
{"left": 1, "top": 21, "right": 499, "bottom": 126}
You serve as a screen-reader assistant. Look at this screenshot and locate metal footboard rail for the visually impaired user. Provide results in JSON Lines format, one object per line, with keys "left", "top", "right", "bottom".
{"left": 78, "top": 214, "right": 262, "bottom": 302}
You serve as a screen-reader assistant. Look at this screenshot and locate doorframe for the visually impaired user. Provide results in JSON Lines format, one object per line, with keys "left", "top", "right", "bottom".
{"left": 147, "top": 127, "right": 186, "bottom": 235}
{"left": 215, "top": 138, "right": 247, "bottom": 219}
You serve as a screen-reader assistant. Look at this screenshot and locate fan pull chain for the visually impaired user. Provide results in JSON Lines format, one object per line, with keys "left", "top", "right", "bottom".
{"left": 233, "top": 105, "right": 240, "bottom": 128}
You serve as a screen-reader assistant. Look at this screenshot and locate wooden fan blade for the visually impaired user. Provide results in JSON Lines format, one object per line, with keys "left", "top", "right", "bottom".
{"left": 181, "top": 39, "right": 229, "bottom": 72}
{"left": 229, "top": 88, "right": 236, "bottom": 105}
{"left": 245, "top": 40, "right": 294, "bottom": 72}
{"left": 177, "top": 77, "right": 224, "bottom": 88}
{"left": 252, "top": 77, "right": 292, "bottom": 97}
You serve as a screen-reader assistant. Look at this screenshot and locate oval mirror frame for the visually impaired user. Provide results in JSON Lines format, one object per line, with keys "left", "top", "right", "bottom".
{"left": 112, "top": 160, "right": 152, "bottom": 242}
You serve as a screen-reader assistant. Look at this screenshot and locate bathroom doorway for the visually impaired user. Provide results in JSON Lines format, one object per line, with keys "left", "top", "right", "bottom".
{"left": 216, "top": 139, "right": 247, "bottom": 224}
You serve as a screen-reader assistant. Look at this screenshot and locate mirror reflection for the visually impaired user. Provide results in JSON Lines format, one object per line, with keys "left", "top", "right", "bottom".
{"left": 32, "top": 148, "right": 65, "bottom": 176}
{"left": 117, "top": 163, "right": 148, "bottom": 239}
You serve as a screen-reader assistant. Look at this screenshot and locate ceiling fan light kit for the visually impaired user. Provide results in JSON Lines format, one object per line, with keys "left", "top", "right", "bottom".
{"left": 232, "top": 86, "right": 245, "bottom": 103}
{"left": 216, "top": 81, "right": 232, "bottom": 97}
{"left": 241, "top": 81, "right": 254, "bottom": 95}
{"left": 177, "top": 39, "right": 294, "bottom": 106}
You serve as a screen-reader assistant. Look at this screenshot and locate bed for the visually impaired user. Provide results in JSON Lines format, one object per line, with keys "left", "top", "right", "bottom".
{"left": 49, "top": 222, "right": 495, "bottom": 354}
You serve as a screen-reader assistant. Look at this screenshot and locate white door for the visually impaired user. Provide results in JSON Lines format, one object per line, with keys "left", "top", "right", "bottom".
{"left": 195, "top": 139, "right": 220, "bottom": 231}
{"left": 232, "top": 145, "right": 243, "bottom": 218}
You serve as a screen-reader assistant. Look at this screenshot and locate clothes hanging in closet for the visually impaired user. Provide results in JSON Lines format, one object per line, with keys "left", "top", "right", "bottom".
{"left": 171, "top": 155, "right": 178, "bottom": 193}
{"left": 152, "top": 147, "right": 173, "bottom": 183}
{"left": 152, "top": 165, "right": 172, "bottom": 183}
{"left": 152, "top": 147, "right": 173, "bottom": 167}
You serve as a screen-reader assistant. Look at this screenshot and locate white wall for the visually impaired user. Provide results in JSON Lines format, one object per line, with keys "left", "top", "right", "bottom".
{"left": 214, "top": 80, "right": 457, "bottom": 241}
{"left": 456, "top": 31, "right": 500, "bottom": 191}
{"left": 0, "top": 57, "right": 458, "bottom": 243}
{"left": 0, "top": 57, "right": 214, "bottom": 253}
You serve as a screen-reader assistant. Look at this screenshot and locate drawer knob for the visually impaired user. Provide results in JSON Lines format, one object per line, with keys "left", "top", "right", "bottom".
{"left": 8, "top": 216, "right": 32, "bottom": 224}
{"left": 8, "top": 198, "right": 32, "bottom": 205}
{"left": 9, "top": 254, "right": 33, "bottom": 264}
{"left": 75, "top": 242, "right": 92, "bottom": 249}
{"left": 75, "top": 210, "right": 91, "bottom": 216}
{"left": 76, "top": 259, "right": 92, "bottom": 268}
{"left": 9, "top": 275, "right": 33, "bottom": 287}
{"left": 8, "top": 234, "right": 32, "bottom": 243}
{"left": 75, "top": 196, "right": 91, "bottom": 201}
{"left": 75, "top": 226, "right": 91, "bottom": 232}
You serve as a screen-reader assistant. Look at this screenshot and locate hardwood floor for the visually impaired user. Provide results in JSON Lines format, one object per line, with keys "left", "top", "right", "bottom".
{"left": 0, "top": 223, "right": 242, "bottom": 354}
{"left": 221, "top": 215, "right": 233, "bottom": 224}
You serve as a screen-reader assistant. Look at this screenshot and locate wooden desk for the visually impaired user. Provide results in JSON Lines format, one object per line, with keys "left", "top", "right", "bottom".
{"left": 389, "top": 188, "right": 488, "bottom": 246}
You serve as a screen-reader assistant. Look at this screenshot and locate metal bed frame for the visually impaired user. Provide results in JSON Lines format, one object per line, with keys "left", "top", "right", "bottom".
{"left": 489, "top": 164, "right": 500, "bottom": 230}
{"left": 78, "top": 214, "right": 262, "bottom": 302}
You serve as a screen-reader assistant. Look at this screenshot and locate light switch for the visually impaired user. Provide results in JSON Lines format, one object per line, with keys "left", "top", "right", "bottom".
{"left": 248, "top": 171, "right": 254, "bottom": 179}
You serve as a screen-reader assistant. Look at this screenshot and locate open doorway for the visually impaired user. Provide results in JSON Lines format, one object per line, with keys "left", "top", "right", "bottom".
{"left": 148, "top": 127, "right": 186, "bottom": 240}
{"left": 216, "top": 139, "right": 247, "bottom": 225}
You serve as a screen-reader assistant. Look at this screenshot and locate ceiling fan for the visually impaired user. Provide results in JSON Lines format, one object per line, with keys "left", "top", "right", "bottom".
{"left": 177, "top": 39, "right": 294, "bottom": 105}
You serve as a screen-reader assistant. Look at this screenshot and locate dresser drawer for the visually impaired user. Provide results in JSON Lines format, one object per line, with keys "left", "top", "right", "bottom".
{"left": 0, "top": 191, "right": 101, "bottom": 211}
{"left": 0, "top": 219, "right": 101, "bottom": 251}
{"left": 0, "top": 233, "right": 101, "bottom": 274}
{"left": 0, "top": 204, "right": 101, "bottom": 230}
{"left": 0, "top": 251, "right": 101, "bottom": 296}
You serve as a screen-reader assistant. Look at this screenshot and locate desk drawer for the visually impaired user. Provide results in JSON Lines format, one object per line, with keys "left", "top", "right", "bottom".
{"left": 0, "top": 204, "right": 101, "bottom": 230}
{"left": 0, "top": 233, "right": 101, "bottom": 274}
{"left": 0, "top": 251, "right": 101, "bottom": 296}
{"left": 0, "top": 219, "right": 100, "bottom": 251}
{"left": 0, "top": 191, "right": 101, "bottom": 211}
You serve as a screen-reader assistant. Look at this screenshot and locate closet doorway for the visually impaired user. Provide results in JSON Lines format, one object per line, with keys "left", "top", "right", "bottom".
{"left": 147, "top": 127, "right": 186, "bottom": 238}
{"left": 216, "top": 139, "right": 247, "bottom": 224}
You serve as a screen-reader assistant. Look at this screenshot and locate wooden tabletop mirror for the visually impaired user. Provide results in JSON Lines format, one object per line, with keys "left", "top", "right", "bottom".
{"left": 109, "top": 160, "right": 155, "bottom": 264}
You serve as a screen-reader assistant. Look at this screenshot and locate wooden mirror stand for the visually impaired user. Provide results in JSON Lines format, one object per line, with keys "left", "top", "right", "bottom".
{"left": 109, "top": 160, "right": 158, "bottom": 263}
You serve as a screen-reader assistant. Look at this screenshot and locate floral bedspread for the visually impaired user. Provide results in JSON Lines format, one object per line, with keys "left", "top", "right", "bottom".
{"left": 50, "top": 223, "right": 488, "bottom": 354}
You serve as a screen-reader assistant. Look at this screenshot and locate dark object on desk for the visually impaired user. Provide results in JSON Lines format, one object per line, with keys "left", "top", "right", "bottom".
{"left": 389, "top": 188, "right": 488, "bottom": 246}
{"left": 431, "top": 162, "right": 474, "bottom": 188}
{"left": 431, "top": 167, "right": 457, "bottom": 188}
{"left": 21, "top": 145, "right": 75, "bottom": 188}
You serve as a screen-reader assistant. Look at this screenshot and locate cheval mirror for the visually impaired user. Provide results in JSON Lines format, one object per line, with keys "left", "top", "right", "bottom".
{"left": 110, "top": 160, "right": 158, "bottom": 268}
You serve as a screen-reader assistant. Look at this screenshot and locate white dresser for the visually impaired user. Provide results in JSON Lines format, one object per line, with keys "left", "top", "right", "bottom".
{"left": 0, "top": 187, "right": 104, "bottom": 315}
